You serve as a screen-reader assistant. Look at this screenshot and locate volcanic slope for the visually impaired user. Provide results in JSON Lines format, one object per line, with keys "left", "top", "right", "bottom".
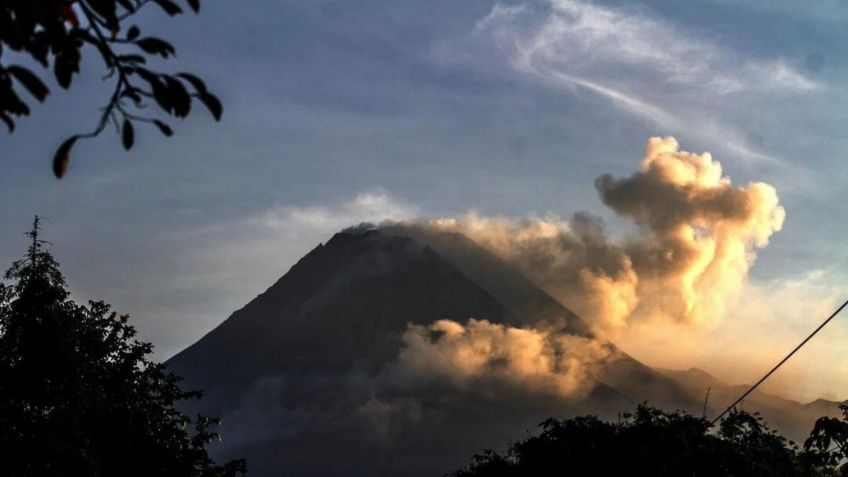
{"left": 168, "top": 226, "right": 838, "bottom": 476}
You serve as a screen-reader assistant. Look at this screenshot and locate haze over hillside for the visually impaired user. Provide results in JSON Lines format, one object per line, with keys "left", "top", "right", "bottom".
{"left": 169, "top": 226, "right": 841, "bottom": 477}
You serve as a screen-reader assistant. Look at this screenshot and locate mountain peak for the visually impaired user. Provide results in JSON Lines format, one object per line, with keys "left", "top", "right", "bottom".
{"left": 166, "top": 226, "right": 835, "bottom": 476}
{"left": 169, "top": 227, "right": 524, "bottom": 391}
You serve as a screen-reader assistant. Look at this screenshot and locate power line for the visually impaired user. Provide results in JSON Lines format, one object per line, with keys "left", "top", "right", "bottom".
{"left": 710, "top": 298, "right": 848, "bottom": 425}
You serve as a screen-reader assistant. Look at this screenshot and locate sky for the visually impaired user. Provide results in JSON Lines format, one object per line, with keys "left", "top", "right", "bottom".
{"left": 1, "top": 0, "right": 848, "bottom": 402}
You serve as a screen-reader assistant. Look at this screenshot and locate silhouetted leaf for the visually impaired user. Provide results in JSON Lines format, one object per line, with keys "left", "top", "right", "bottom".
{"left": 54, "top": 61, "right": 71, "bottom": 89}
{"left": 153, "top": 120, "right": 173, "bottom": 137}
{"left": 0, "top": 112, "right": 14, "bottom": 133}
{"left": 72, "top": 29, "right": 114, "bottom": 66}
{"left": 117, "top": 54, "right": 146, "bottom": 64}
{"left": 117, "top": 0, "right": 136, "bottom": 13}
{"left": 151, "top": 0, "right": 183, "bottom": 15}
{"left": 127, "top": 25, "right": 140, "bottom": 41}
{"left": 122, "top": 119, "right": 134, "bottom": 150}
{"left": 1, "top": 0, "right": 223, "bottom": 175}
{"left": 3, "top": 88, "right": 30, "bottom": 115}
{"left": 163, "top": 76, "right": 191, "bottom": 117}
{"left": 53, "top": 135, "right": 78, "bottom": 178}
{"left": 27, "top": 32, "right": 50, "bottom": 66}
{"left": 177, "top": 72, "right": 207, "bottom": 93}
{"left": 135, "top": 37, "right": 175, "bottom": 58}
{"left": 131, "top": 66, "right": 159, "bottom": 85}
{"left": 198, "top": 92, "right": 222, "bottom": 121}
{"left": 122, "top": 86, "right": 142, "bottom": 104}
{"left": 53, "top": 50, "right": 80, "bottom": 89}
{"left": 151, "top": 80, "right": 172, "bottom": 114}
{"left": 7, "top": 66, "right": 48, "bottom": 102}
{"left": 88, "top": 0, "right": 119, "bottom": 31}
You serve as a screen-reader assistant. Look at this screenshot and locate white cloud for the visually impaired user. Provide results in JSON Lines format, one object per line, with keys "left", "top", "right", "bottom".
{"left": 481, "top": 0, "right": 817, "bottom": 95}
{"left": 253, "top": 191, "right": 419, "bottom": 232}
{"left": 706, "top": 0, "right": 848, "bottom": 23}
{"left": 449, "top": 0, "right": 822, "bottom": 164}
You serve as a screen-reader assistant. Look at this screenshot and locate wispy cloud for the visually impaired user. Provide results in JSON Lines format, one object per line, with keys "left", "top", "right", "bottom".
{"left": 706, "top": 0, "right": 848, "bottom": 24}
{"left": 481, "top": 0, "right": 817, "bottom": 94}
{"left": 453, "top": 0, "right": 821, "bottom": 164}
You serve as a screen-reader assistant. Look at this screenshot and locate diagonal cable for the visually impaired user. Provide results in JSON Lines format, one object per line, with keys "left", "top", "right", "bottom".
{"left": 710, "top": 299, "right": 848, "bottom": 425}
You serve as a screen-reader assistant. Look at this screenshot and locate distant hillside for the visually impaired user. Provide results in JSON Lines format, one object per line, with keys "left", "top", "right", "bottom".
{"left": 658, "top": 367, "right": 842, "bottom": 440}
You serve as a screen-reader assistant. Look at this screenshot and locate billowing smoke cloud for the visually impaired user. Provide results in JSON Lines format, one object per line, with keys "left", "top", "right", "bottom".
{"left": 431, "top": 137, "right": 785, "bottom": 333}
{"left": 399, "top": 319, "right": 612, "bottom": 399}
{"left": 595, "top": 137, "right": 785, "bottom": 325}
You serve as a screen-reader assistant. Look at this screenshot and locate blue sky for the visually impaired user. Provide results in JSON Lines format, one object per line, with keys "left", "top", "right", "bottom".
{"left": 2, "top": 0, "right": 847, "bottom": 400}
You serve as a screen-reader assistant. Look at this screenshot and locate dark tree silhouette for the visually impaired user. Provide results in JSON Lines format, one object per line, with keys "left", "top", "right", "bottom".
{"left": 449, "top": 404, "right": 842, "bottom": 477}
{"left": 0, "top": 217, "right": 245, "bottom": 476}
{"left": 0, "top": 0, "right": 221, "bottom": 178}
{"left": 805, "top": 403, "right": 848, "bottom": 474}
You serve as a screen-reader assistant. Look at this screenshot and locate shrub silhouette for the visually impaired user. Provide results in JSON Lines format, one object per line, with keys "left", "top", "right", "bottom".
{"left": 0, "top": 218, "right": 245, "bottom": 477}
{"left": 805, "top": 402, "right": 848, "bottom": 473}
{"left": 450, "top": 404, "right": 844, "bottom": 477}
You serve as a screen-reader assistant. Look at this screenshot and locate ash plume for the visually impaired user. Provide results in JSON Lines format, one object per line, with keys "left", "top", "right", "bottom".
{"left": 430, "top": 137, "right": 785, "bottom": 334}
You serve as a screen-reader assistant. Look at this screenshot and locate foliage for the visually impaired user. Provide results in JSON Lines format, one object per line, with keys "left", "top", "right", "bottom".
{"left": 0, "top": 0, "right": 221, "bottom": 177}
{"left": 0, "top": 218, "right": 245, "bottom": 476}
{"left": 449, "top": 404, "right": 844, "bottom": 477}
{"left": 804, "top": 403, "right": 848, "bottom": 475}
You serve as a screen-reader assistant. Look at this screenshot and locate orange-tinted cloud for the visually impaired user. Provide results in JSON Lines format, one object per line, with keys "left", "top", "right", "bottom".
{"left": 431, "top": 137, "right": 785, "bottom": 334}
{"left": 399, "top": 318, "right": 612, "bottom": 399}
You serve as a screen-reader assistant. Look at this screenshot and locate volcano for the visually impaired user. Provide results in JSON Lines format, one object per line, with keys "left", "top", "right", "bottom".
{"left": 168, "top": 225, "right": 840, "bottom": 476}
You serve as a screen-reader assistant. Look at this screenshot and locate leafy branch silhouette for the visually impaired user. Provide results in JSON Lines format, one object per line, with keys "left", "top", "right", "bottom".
{"left": 0, "top": 0, "right": 221, "bottom": 177}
